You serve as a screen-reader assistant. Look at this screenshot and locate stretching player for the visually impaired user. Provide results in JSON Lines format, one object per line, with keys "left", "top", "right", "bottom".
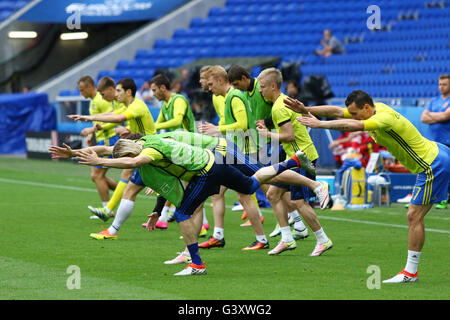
{"left": 76, "top": 76, "right": 119, "bottom": 210}
{"left": 49, "top": 134, "right": 329, "bottom": 276}
{"left": 68, "top": 78, "right": 156, "bottom": 221}
{"left": 285, "top": 89, "right": 450, "bottom": 283}
{"left": 149, "top": 73, "right": 207, "bottom": 231}
{"left": 256, "top": 68, "right": 333, "bottom": 256}
{"left": 199, "top": 65, "right": 267, "bottom": 250}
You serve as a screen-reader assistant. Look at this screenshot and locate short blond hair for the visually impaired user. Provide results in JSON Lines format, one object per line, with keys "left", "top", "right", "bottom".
{"left": 199, "top": 65, "right": 212, "bottom": 75}
{"left": 258, "top": 68, "right": 283, "bottom": 89}
{"left": 205, "top": 65, "right": 228, "bottom": 82}
{"left": 112, "top": 139, "right": 142, "bottom": 158}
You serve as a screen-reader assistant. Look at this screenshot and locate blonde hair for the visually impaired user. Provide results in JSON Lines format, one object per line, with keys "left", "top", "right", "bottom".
{"left": 205, "top": 65, "right": 228, "bottom": 82}
{"left": 112, "top": 139, "right": 142, "bottom": 158}
{"left": 199, "top": 65, "right": 212, "bottom": 75}
{"left": 258, "top": 67, "right": 283, "bottom": 89}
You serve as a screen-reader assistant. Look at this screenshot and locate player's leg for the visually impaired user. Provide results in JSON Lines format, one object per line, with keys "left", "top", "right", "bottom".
{"left": 90, "top": 169, "right": 144, "bottom": 240}
{"left": 173, "top": 174, "right": 219, "bottom": 275}
{"left": 238, "top": 192, "right": 269, "bottom": 250}
{"left": 199, "top": 186, "right": 227, "bottom": 248}
{"left": 91, "top": 167, "right": 112, "bottom": 203}
{"left": 266, "top": 185, "right": 297, "bottom": 255}
{"left": 384, "top": 144, "right": 450, "bottom": 283}
{"left": 383, "top": 203, "right": 432, "bottom": 283}
{"left": 256, "top": 169, "right": 329, "bottom": 210}
{"left": 292, "top": 198, "right": 332, "bottom": 256}
{"left": 88, "top": 168, "right": 133, "bottom": 220}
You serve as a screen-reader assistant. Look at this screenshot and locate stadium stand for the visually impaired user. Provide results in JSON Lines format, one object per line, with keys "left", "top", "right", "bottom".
{"left": 0, "top": 0, "right": 29, "bottom": 21}
{"left": 70, "top": 0, "right": 448, "bottom": 104}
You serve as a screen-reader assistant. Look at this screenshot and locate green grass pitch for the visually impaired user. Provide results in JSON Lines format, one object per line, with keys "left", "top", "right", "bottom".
{"left": 0, "top": 157, "right": 449, "bottom": 300}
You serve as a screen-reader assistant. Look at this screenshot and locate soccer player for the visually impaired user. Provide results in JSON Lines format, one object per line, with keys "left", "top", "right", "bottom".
{"left": 151, "top": 73, "right": 196, "bottom": 133}
{"left": 199, "top": 65, "right": 268, "bottom": 250}
{"left": 149, "top": 73, "right": 202, "bottom": 230}
{"left": 68, "top": 78, "right": 156, "bottom": 221}
{"left": 256, "top": 68, "right": 333, "bottom": 256}
{"left": 284, "top": 89, "right": 450, "bottom": 283}
{"left": 49, "top": 134, "right": 329, "bottom": 276}
{"left": 199, "top": 65, "right": 225, "bottom": 126}
{"left": 420, "top": 74, "right": 450, "bottom": 209}
{"left": 76, "top": 76, "right": 119, "bottom": 209}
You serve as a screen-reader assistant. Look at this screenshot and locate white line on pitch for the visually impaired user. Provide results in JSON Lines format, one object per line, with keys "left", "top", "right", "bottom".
{"left": 2, "top": 177, "right": 449, "bottom": 234}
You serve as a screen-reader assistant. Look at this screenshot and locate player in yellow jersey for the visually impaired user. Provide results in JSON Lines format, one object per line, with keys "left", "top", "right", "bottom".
{"left": 76, "top": 76, "right": 119, "bottom": 212}
{"left": 285, "top": 89, "right": 450, "bottom": 283}
{"left": 68, "top": 78, "right": 156, "bottom": 221}
{"left": 256, "top": 68, "right": 332, "bottom": 257}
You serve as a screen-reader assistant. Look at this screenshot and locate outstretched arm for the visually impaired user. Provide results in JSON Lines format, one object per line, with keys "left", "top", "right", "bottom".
{"left": 283, "top": 96, "right": 345, "bottom": 118}
{"left": 68, "top": 112, "right": 127, "bottom": 123}
{"left": 48, "top": 143, "right": 113, "bottom": 159}
{"left": 76, "top": 149, "right": 151, "bottom": 169}
{"left": 296, "top": 113, "right": 364, "bottom": 132}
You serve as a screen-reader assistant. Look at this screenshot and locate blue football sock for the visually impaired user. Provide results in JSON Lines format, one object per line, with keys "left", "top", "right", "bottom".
{"left": 249, "top": 176, "right": 261, "bottom": 194}
{"left": 187, "top": 243, "right": 202, "bottom": 266}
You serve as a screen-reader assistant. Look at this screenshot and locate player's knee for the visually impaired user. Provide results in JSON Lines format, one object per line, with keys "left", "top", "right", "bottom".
{"left": 90, "top": 169, "right": 105, "bottom": 182}
{"left": 266, "top": 189, "right": 281, "bottom": 203}
{"left": 406, "top": 205, "right": 426, "bottom": 225}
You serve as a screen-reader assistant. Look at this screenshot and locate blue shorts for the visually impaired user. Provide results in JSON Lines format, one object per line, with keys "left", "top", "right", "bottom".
{"left": 411, "top": 143, "right": 450, "bottom": 205}
{"left": 93, "top": 135, "right": 120, "bottom": 169}
{"left": 130, "top": 168, "right": 144, "bottom": 186}
{"left": 271, "top": 162, "right": 316, "bottom": 201}
{"left": 174, "top": 158, "right": 256, "bottom": 222}
{"left": 223, "top": 139, "right": 264, "bottom": 176}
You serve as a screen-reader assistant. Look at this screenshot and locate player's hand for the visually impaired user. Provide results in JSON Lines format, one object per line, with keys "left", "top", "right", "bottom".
{"left": 86, "top": 133, "right": 94, "bottom": 146}
{"left": 256, "top": 123, "right": 269, "bottom": 138}
{"left": 48, "top": 143, "right": 73, "bottom": 159}
{"left": 119, "top": 129, "right": 131, "bottom": 139}
{"left": 283, "top": 97, "right": 308, "bottom": 114}
{"left": 199, "top": 122, "right": 221, "bottom": 137}
{"left": 115, "top": 126, "right": 130, "bottom": 138}
{"left": 145, "top": 187, "right": 155, "bottom": 196}
{"left": 296, "top": 112, "right": 321, "bottom": 128}
{"left": 80, "top": 127, "right": 95, "bottom": 136}
{"left": 77, "top": 148, "right": 100, "bottom": 166}
{"left": 145, "top": 212, "right": 159, "bottom": 231}
{"left": 68, "top": 114, "right": 91, "bottom": 122}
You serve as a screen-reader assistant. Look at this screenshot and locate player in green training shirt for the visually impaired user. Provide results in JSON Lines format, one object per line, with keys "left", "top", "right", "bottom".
{"left": 151, "top": 73, "right": 196, "bottom": 133}
{"left": 256, "top": 68, "right": 333, "bottom": 257}
{"left": 49, "top": 133, "right": 329, "bottom": 276}
{"left": 198, "top": 65, "right": 269, "bottom": 249}
{"left": 285, "top": 89, "right": 450, "bottom": 283}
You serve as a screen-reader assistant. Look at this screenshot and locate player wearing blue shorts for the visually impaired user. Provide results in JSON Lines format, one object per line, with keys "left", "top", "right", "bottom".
{"left": 285, "top": 89, "right": 450, "bottom": 283}
{"left": 256, "top": 68, "right": 332, "bottom": 257}
{"left": 77, "top": 76, "right": 120, "bottom": 209}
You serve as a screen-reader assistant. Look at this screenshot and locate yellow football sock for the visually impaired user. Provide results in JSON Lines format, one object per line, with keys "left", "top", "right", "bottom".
{"left": 106, "top": 179, "right": 128, "bottom": 212}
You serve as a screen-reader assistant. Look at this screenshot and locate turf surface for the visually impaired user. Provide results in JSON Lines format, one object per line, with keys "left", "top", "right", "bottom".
{"left": 0, "top": 157, "right": 449, "bottom": 300}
